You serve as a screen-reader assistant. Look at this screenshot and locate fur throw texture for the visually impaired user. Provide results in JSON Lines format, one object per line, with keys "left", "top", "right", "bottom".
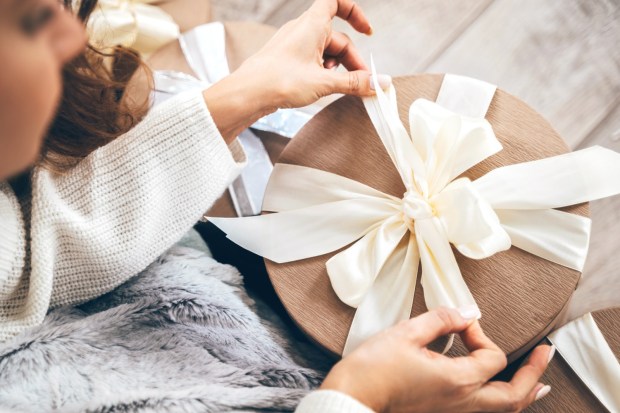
{"left": 0, "top": 242, "right": 332, "bottom": 412}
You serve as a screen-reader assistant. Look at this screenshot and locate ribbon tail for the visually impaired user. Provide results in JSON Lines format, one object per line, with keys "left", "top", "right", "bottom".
{"left": 363, "top": 58, "right": 426, "bottom": 191}
{"left": 416, "top": 218, "right": 480, "bottom": 316}
{"left": 435, "top": 74, "right": 497, "bottom": 119}
{"left": 496, "top": 209, "right": 591, "bottom": 271}
{"left": 548, "top": 313, "right": 620, "bottom": 413}
{"left": 208, "top": 198, "right": 395, "bottom": 263}
{"left": 342, "top": 234, "right": 420, "bottom": 356}
{"left": 474, "top": 146, "right": 620, "bottom": 210}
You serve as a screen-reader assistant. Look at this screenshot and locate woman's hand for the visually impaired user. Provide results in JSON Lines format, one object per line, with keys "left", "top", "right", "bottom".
{"left": 204, "top": 0, "right": 392, "bottom": 143}
{"left": 321, "top": 308, "right": 554, "bottom": 413}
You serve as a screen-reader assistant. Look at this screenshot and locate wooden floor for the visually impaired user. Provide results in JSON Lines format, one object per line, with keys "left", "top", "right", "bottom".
{"left": 211, "top": 0, "right": 620, "bottom": 322}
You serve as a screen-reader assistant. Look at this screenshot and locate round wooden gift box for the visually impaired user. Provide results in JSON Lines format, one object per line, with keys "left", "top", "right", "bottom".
{"left": 265, "top": 75, "right": 588, "bottom": 361}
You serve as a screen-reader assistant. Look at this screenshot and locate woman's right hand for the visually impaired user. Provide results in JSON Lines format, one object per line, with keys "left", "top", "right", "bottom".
{"left": 321, "top": 308, "right": 554, "bottom": 413}
{"left": 203, "top": 0, "right": 390, "bottom": 144}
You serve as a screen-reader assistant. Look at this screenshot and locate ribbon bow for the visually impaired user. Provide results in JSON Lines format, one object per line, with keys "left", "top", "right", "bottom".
{"left": 210, "top": 64, "right": 620, "bottom": 354}
{"left": 87, "top": 0, "right": 180, "bottom": 55}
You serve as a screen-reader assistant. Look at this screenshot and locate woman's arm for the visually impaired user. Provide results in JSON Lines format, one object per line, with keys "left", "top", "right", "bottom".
{"left": 30, "top": 91, "right": 243, "bottom": 310}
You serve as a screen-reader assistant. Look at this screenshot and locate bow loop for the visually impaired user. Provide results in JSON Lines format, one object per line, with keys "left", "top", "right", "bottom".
{"left": 430, "top": 177, "right": 511, "bottom": 259}
{"left": 408, "top": 99, "right": 503, "bottom": 196}
{"left": 327, "top": 215, "right": 408, "bottom": 308}
{"left": 87, "top": 0, "right": 180, "bottom": 55}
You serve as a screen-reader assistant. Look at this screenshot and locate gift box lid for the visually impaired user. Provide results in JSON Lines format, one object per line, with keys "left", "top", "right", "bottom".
{"left": 264, "top": 74, "right": 588, "bottom": 360}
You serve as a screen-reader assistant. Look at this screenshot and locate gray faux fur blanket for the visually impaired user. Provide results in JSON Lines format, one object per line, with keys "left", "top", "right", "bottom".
{"left": 0, "top": 237, "right": 332, "bottom": 412}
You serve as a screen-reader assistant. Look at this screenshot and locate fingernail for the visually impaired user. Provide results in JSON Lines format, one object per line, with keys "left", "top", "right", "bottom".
{"left": 367, "top": 25, "right": 374, "bottom": 36}
{"left": 547, "top": 345, "right": 556, "bottom": 364}
{"left": 457, "top": 305, "right": 481, "bottom": 321}
{"left": 369, "top": 74, "right": 392, "bottom": 90}
{"left": 535, "top": 385, "right": 551, "bottom": 401}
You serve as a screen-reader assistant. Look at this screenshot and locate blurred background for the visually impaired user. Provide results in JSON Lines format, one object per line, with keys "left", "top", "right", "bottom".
{"left": 211, "top": 0, "right": 620, "bottom": 321}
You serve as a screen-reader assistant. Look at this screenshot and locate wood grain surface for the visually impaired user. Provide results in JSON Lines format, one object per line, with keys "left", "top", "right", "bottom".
{"left": 563, "top": 104, "right": 620, "bottom": 325}
{"left": 266, "top": 75, "right": 587, "bottom": 359}
{"left": 265, "top": 0, "right": 493, "bottom": 75}
{"left": 156, "top": 0, "right": 212, "bottom": 32}
{"left": 427, "top": 0, "right": 620, "bottom": 150}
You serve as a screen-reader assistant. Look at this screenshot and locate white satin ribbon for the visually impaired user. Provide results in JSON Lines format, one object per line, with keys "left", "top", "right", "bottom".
{"left": 548, "top": 312, "right": 620, "bottom": 412}
{"left": 209, "top": 62, "right": 620, "bottom": 354}
{"left": 87, "top": 0, "right": 180, "bottom": 55}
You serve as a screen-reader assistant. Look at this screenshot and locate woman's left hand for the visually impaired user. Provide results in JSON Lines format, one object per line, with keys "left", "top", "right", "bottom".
{"left": 204, "top": 0, "right": 392, "bottom": 142}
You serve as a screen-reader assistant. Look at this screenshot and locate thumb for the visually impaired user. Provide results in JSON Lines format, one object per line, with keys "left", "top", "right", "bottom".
{"left": 326, "top": 70, "right": 392, "bottom": 97}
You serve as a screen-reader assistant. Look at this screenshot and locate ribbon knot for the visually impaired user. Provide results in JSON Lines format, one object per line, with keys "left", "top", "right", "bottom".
{"left": 401, "top": 190, "right": 434, "bottom": 225}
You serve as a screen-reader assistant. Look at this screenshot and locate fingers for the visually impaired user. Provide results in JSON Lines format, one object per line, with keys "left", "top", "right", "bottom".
{"left": 311, "top": 0, "right": 372, "bottom": 35}
{"left": 459, "top": 321, "right": 508, "bottom": 381}
{"left": 324, "top": 31, "right": 368, "bottom": 71}
{"left": 324, "top": 57, "right": 339, "bottom": 70}
{"left": 402, "top": 308, "right": 473, "bottom": 347}
{"left": 509, "top": 345, "right": 553, "bottom": 397}
{"left": 469, "top": 345, "right": 553, "bottom": 412}
{"left": 325, "top": 69, "right": 392, "bottom": 97}
{"left": 327, "top": 70, "right": 371, "bottom": 96}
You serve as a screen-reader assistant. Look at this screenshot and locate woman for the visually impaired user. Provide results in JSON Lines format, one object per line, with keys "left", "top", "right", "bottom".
{"left": 0, "top": 0, "right": 552, "bottom": 411}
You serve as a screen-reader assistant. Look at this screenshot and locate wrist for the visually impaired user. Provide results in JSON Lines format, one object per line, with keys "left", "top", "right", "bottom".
{"left": 320, "top": 362, "right": 388, "bottom": 412}
{"left": 202, "top": 70, "right": 277, "bottom": 144}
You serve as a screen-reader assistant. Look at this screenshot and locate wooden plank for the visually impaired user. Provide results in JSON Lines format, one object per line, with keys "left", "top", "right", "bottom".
{"left": 427, "top": 0, "right": 620, "bottom": 149}
{"left": 262, "top": 0, "right": 310, "bottom": 25}
{"left": 265, "top": 0, "right": 493, "bottom": 75}
{"left": 562, "top": 103, "right": 620, "bottom": 323}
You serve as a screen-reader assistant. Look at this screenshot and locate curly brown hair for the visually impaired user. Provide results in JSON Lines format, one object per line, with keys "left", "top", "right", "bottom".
{"left": 41, "top": 0, "right": 150, "bottom": 171}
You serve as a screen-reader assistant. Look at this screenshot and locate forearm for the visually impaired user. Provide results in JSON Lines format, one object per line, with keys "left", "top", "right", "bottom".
{"left": 203, "top": 68, "right": 280, "bottom": 144}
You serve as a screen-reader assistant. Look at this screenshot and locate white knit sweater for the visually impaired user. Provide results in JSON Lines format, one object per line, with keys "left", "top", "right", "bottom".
{"left": 0, "top": 90, "right": 372, "bottom": 413}
{"left": 0, "top": 90, "right": 246, "bottom": 342}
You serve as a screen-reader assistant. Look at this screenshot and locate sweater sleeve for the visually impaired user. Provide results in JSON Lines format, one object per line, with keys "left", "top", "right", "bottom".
{"left": 30, "top": 90, "right": 245, "bottom": 311}
{"left": 295, "top": 390, "right": 375, "bottom": 413}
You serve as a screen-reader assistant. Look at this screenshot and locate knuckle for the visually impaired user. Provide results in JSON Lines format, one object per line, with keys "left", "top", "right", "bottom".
{"left": 496, "top": 352, "right": 509, "bottom": 371}
{"left": 345, "top": 1, "right": 357, "bottom": 20}
{"left": 337, "top": 42, "right": 351, "bottom": 59}
{"left": 347, "top": 72, "right": 361, "bottom": 92}
{"left": 500, "top": 392, "right": 524, "bottom": 413}
{"left": 393, "top": 318, "right": 419, "bottom": 342}
{"left": 434, "top": 308, "right": 455, "bottom": 330}
{"left": 448, "top": 368, "right": 481, "bottom": 396}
